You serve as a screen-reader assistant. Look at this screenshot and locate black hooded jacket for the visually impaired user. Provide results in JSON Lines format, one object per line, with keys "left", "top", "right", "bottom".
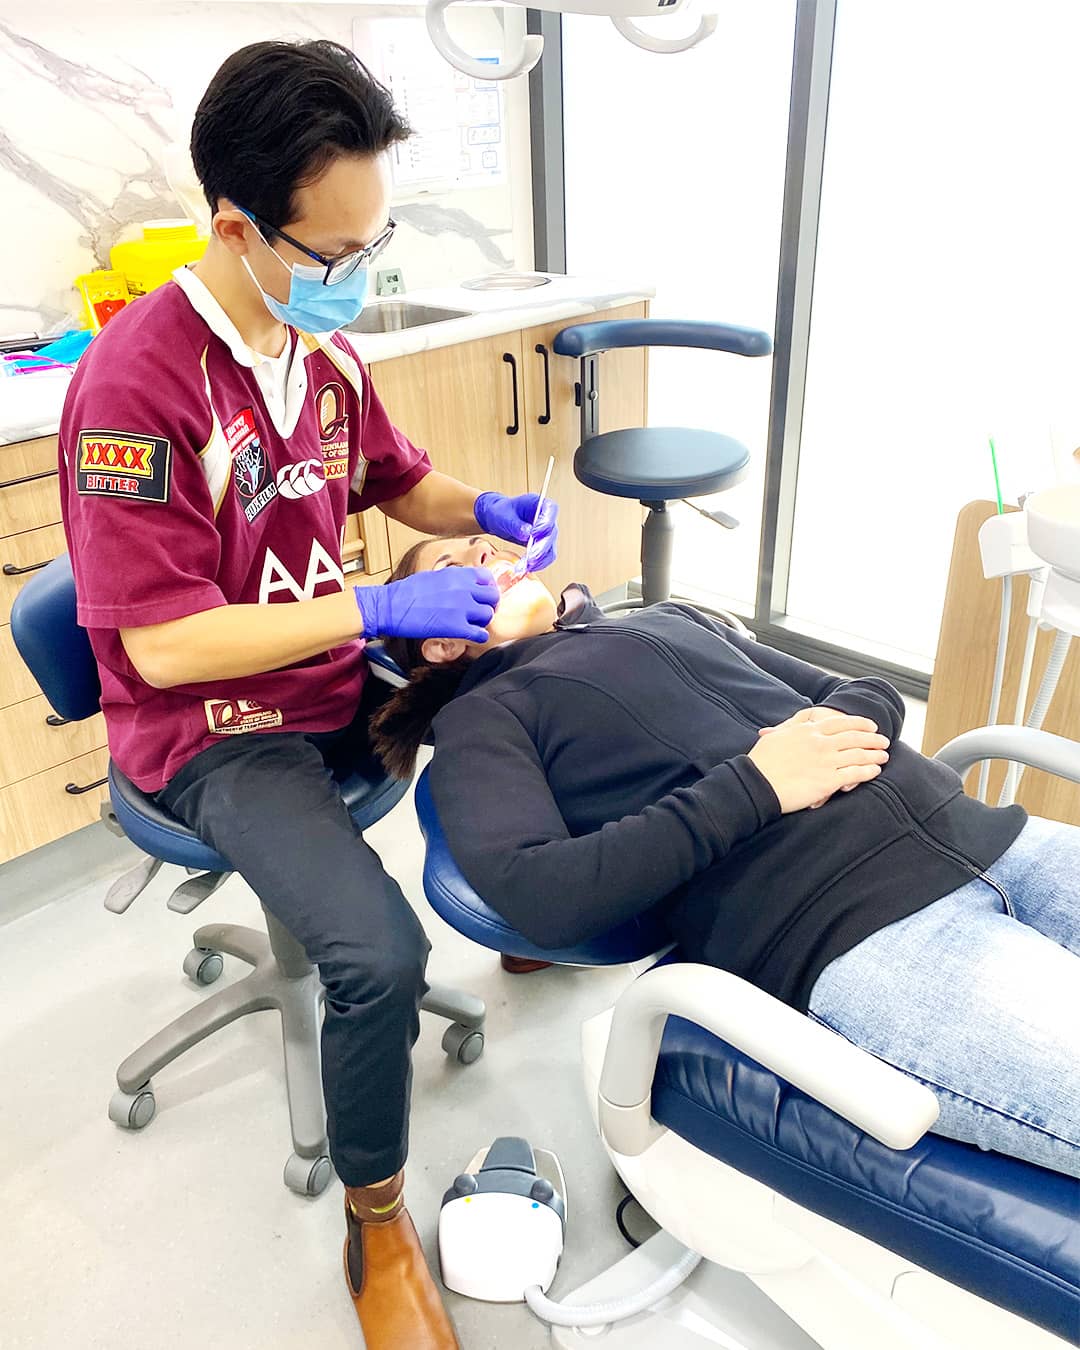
{"left": 428, "top": 589, "right": 1026, "bottom": 1010}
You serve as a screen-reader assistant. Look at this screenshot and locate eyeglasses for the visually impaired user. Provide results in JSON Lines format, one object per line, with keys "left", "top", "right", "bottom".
{"left": 240, "top": 208, "right": 396, "bottom": 286}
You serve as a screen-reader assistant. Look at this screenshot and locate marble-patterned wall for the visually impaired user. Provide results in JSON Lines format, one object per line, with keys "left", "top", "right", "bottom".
{"left": 0, "top": 3, "right": 532, "bottom": 338}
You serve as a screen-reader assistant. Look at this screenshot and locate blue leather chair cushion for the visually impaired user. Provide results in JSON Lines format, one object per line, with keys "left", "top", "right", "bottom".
{"left": 575, "top": 428, "right": 750, "bottom": 501}
{"left": 652, "top": 1015, "right": 1080, "bottom": 1342}
{"left": 414, "top": 768, "right": 670, "bottom": 964}
{"left": 109, "top": 756, "right": 410, "bottom": 874}
{"left": 10, "top": 556, "right": 101, "bottom": 722}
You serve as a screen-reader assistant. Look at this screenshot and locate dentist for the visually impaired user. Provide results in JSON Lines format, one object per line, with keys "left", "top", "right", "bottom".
{"left": 58, "top": 39, "right": 556, "bottom": 1350}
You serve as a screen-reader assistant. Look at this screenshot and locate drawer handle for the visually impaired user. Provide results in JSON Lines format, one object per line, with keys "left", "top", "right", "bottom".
{"left": 0, "top": 469, "right": 57, "bottom": 490}
{"left": 65, "top": 776, "right": 108, "bottom": 795}
{"left": 535, "top": 344, "right": 552, "bottom": 426}
{"left": 45, "top": 713, "right": 71, "bottom": 727}
{"left": 4, "top": 557, "right": 52, "bottom": 576}
{"left": 503, "top": 352, "right": 520, "bottom": 437}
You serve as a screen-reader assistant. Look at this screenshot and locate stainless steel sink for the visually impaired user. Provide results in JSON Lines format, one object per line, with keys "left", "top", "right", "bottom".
{"left": 347, "top": 301, "right": 471, "bottom": 335}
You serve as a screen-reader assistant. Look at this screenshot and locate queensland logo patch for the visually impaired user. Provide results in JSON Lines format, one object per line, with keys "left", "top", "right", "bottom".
{"left": 225, "top": 407, "right": 276, "bottom": 523}
{"left": 316, "top": 381, "right": 350, "bottom": 481}
{"left": 76, "top": 430, "right": 170, "bottom": 502}
{"left": 204, "top": 698, "right": 284, "bottom": 735}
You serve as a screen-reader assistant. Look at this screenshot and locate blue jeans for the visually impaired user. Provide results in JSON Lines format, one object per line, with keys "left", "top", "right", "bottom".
{"left": 808, "top": 815, "right": 1080, "bottom": 1178}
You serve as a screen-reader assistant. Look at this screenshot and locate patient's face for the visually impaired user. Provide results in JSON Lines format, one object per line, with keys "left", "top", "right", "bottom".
{"left": 411, "top": 535, "right": 559, "bottom": 651}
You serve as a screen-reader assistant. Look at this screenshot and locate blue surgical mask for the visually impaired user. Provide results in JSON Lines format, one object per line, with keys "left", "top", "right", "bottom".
{"left": 242, "top": 231, "right": 369, "bottom": 333}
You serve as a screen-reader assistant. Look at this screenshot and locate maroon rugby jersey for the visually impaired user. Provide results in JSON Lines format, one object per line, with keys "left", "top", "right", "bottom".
{"left": 59, "top": 268, "right": 430, "bottom": 791}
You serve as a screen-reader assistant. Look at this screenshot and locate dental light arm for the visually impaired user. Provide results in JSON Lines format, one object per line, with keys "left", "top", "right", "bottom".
{"left": 425, "top": 0, "right": 543, "bottom": 81}
{"left": 612, "top": 12, "right": 718, "bottom": 54}
{"left": 597, "top": 964, "right": 941, "bottom": 1157}
{"left": 425, "top": 0, "right": 717, "bottom": 82}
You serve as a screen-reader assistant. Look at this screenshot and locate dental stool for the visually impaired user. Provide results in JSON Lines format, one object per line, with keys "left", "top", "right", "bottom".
{"left": 553, "top": 319, "right": 772, "bottom": 617}
{"left": 11, "top": 556, "right": 486, "bottom": 1197}
{"left": 413, "top": 733, "right": 1080, "bottom": 1348}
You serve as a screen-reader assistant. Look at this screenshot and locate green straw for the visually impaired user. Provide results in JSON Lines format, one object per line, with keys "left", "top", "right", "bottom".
{"left": 988, "top": 436, "right": 1004, "bottom": 514}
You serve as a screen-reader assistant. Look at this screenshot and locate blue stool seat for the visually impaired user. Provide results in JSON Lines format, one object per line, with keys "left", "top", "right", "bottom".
{"left": 575, "top": 427, "right": 750, "bottom": 502}
{"left": 109, "top": 758, "right": 410, "bottom": 875}
{"left": 415, "top": 768, "right": 670, "bottom": 964}
{"left": 653, "top": 1016, "right": 1080, "bottom": 1342}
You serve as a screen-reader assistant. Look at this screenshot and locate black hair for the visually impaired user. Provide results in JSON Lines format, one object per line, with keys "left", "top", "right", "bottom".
{"left": 369, "top": 537, "right": 473, "bottom": 780}
{"left": 191, "top": 40, "right": 411, "bottom": 227}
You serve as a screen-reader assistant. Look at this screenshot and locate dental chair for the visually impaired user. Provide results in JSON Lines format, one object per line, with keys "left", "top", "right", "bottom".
{"left": 10, "top": 556, "right": 486, "bottom": 1197}
{"left": 413, "top": 729, "right": 1080, "bottom": 1349}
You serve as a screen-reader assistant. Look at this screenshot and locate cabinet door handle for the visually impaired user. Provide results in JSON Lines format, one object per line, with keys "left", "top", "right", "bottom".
{"left": 0, "top": 469, "right": 57, "bottom": 490}
{"left": 503, "top": 352, "right": 520, "bottom": 436}
{"left": 65, "top": 776, "right": 108, "bottom": 795}
{"left": 45, "top": 713, "right": 71, "bottom": 727}
{"left": 535, "top": 344, "right": 552, "bottom": 426}
{"left": 4, "top": 557, "right": 52, "bottom": 576}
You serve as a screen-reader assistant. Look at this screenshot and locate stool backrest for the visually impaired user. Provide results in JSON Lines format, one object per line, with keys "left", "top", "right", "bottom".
{"left": 10, "top": 554, "right": 102, "bottom": 722}
{"left": 553, "top": 318, "right": 773, "bottom": 360}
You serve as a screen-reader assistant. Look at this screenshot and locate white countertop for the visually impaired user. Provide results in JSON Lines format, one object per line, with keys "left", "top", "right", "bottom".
{"left": 0, "top": 273, "right": 654, "bottom": 447}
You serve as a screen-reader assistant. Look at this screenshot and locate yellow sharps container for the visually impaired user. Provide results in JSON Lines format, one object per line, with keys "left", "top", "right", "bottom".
{"left": 110, "top": 219, "right": 207, "bottom": 296}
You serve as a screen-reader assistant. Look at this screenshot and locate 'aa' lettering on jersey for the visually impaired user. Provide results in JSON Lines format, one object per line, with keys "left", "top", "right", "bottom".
{"left": 258, "top": 538, "right": 345, "bottom": 604}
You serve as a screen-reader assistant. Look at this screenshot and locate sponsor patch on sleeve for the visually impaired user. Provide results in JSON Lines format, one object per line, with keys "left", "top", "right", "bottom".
{"left": 76, "top": 430, "right": 171, "bottom": 503}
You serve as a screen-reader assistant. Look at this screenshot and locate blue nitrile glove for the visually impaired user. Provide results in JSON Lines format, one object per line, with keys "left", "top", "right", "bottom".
{"left": 354, "top": 568, "right": 499, "bottom": 644}
{"left": 474, "top": 491, "right": 559, "bottom": 573}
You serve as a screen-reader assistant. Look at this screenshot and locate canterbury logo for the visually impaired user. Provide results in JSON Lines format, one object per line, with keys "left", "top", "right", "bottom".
{"left": 276, "top": 459, "right": 326, "bottom": 499}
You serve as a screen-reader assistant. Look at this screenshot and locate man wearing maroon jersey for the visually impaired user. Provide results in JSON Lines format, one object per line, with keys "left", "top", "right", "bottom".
{"left": 59, "top": 40, "right": 557, "bottom": 1350}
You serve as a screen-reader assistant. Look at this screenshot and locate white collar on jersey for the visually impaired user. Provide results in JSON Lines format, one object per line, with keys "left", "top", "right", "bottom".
{"left": 173, "top": 265, "right": 315, "bottom": 440}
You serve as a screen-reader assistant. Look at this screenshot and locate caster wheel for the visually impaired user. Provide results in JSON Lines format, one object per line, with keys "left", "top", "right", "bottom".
{"left": 183, "top": 947, "right": 224, "bottom": 986}
{"left": 442, "top": 1023, "right": 485, "bottom": 1065}
{"left": 109, "top": 1084, "right": 156, "bottom": 1130}
{"left": 284, "top": 1153, "right": 333, "bottom": 1197}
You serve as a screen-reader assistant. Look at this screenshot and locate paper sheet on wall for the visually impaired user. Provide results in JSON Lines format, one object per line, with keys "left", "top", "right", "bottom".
{"left": 353, "top": 18, "right": 506, "bottom": 190}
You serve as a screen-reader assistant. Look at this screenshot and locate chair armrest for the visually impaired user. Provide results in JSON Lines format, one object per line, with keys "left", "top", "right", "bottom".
{"left": 934, "top": 725, "right": 1080, "bottom": 783}
{"left": 553, "top": 319, "right": 773, "bottom": 360}
{"left": 597, "top": 963, "right": 940, "bottom": 1157}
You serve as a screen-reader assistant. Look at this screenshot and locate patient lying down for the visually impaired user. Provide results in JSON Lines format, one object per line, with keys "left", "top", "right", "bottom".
{"left": 370, "top": 535, "right": 1080, "bottom": 1180}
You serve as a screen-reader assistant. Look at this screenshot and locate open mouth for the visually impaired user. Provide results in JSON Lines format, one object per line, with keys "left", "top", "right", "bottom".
{"left": 490, "top": 560, "right": 522, "bottom": 595}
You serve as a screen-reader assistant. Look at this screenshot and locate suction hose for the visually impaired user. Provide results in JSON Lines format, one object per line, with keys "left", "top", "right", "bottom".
{"left": 998, "top": 628, "right": 1072, "bottom": 806}
{"left": 978, "top": 575, "right": 1013, "bottom": 803}
{"left": 523, "top": 1245, "right": 702, "bottom": 1329}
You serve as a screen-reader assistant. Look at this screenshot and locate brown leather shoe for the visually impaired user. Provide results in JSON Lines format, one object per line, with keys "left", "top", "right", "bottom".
{"left": 344, "top": 1172, "right": 459, "bottom": 1350}
{"left": 500, "top": 952, "right": 554, "bottom": 974}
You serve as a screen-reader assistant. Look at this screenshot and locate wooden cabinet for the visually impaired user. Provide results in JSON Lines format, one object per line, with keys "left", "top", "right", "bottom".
{"left": 0, "top": 434, "right": 110, "bottom": 865}
{"left": 368, "top": 302, "right": 650, "bottom": 591}
{"left": 369, "top": 330, "right": 529, "bottom": 567}
{"left": 522, "top": 303, "right": 647, "bottom": 598}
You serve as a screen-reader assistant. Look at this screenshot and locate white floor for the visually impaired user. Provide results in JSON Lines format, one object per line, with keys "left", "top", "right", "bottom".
{"left": 1, "top": 700, "right": 928, "bottom": 1350}
{"left": 0, "top": 749, "right": 649, "bottom": 1350}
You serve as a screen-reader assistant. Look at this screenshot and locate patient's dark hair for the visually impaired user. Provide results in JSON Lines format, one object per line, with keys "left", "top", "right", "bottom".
{"left": 369, "top": 537, "right": 473, "bottom": 779}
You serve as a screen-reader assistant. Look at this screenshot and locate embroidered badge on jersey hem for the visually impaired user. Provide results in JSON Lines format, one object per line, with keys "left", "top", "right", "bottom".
{"left": 204, "top": 698, "right": 284, "bottom": 735}
{"left": 225, "top": 406, "right": 277, "bottom": 524}
{"left": 76, "top": 430, "right": 171, "bottom": 502}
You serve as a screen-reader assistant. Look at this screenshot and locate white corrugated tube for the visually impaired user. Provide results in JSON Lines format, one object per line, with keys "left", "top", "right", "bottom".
{"left": 998, "top": 628, "right": 1072, "bottom": 806}
{"left": 523, "top": 1245, "right": 702, "bottom": 1329}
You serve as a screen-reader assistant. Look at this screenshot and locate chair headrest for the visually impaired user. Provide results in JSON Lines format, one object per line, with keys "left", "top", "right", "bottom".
{"left": 10, "top": 555, "right": 102, "bottom": 722}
